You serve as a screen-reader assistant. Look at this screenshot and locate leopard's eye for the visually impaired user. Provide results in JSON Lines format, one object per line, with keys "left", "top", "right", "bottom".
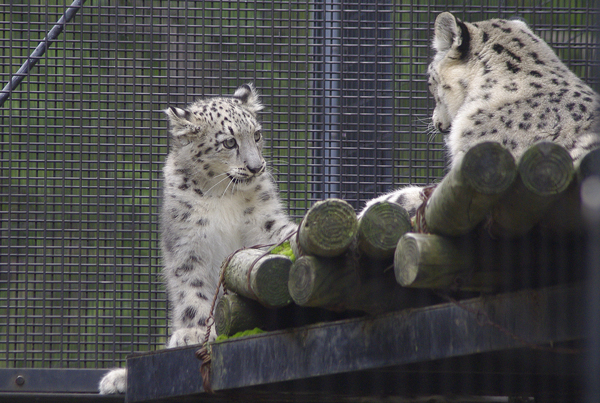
{"left": 223, "top": 138, "right": 237, "bottom": 149}
{"left": 254, "top": 130, "right": 262, "bottom": 142}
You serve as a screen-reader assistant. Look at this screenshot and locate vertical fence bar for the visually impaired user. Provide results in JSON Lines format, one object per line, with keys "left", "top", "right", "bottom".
{"left": 311, "top": 0, "right": 341, "bottom": 199}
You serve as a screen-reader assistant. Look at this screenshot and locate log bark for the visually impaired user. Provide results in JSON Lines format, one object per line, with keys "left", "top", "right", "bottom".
{"left": 424, "top": 142, "right": 516, "bottom": 236}
{"left": 298, "top": 198, "right": 358, "bottom": 257}
{"left": 288, "top": 255, "right": 360, "bottom": 308}
{"left": 223, "top": 248, "right": 293, "bottom": 308}
{"left": 490, "top": 142, "right": 574, "bottom": 238}
{"left": 541, "top": 147, "right": 600, "bottom": 233}
{"left": 215, "top": 293, "right": 269, "bottom": 336}
{"left": 358, "top": 201, "right": 411, "bottom": 259}
{"left": 288, "top": 254, "right": 432, "bottom": 314}
{"left": 394, "top": 233, "right": 492, "bottom": 291}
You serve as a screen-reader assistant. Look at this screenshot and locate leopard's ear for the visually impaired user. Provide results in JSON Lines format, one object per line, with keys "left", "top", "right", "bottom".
{"left": 234, "top": 83, "right": 264, "bottom": 114}
{"left": 433, "top": 12, "right": 471, "bottom": 60}
{"left": 164, "top": 106, "right": 200, "bottom": 143}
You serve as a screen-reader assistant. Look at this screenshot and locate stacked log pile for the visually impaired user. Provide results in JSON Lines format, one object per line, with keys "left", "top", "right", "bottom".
{"left": 215, "top": 142, "right": 600, "bottom": 337}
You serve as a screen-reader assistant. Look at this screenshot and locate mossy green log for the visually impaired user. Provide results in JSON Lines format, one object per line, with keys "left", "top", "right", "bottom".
{"left": 223, "top": 248, "right": 292, "bottom": 308}
{"left": 215, "top": 293, "right": 269, "bottom": 337}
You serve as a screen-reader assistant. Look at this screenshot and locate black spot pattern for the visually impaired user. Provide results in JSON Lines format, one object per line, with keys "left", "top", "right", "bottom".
{"left": 258, "top": 191, "right": 271, "bottom": 202}
{"left": 182, "top": 306, "right": 197, "bottom": 322}
{"left": 264, "top": 220, "right": 275, "bottom": 232}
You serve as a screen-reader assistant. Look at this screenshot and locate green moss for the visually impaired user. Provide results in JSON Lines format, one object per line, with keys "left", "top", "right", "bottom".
{"left": 270, "top": 240, "right": 296, "bottom": 261}
{"left": 215, "top": 327, "right": 266, "bottom": 342}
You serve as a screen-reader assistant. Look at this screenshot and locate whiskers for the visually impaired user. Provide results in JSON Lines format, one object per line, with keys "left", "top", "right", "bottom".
{"left": 221, "top": 174, "right": 239, "bottom": 198}
{"left": 426, "top": 121, "right": 440, "bottom": 144}
{"left": 203, "top": 173, "right": 231, "bottom": 197}
{"left": 203, "top": 170, "right": 259, "bottom": 198}
{"left": 413, "top": 116, "right": 440, "bottom": 144}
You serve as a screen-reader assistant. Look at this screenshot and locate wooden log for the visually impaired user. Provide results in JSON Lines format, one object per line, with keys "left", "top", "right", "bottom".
{"left": 288, "top": 254, "right": 432, "bottom": 314}
{"left": 490, "top": 142, "right": 574, "bottom": 238}
{"left": 214, "top": 293, "right": 269, "bottom": 337}
{"left": 298, "top": 198, "right": 358, "bottom": 257}
{"left": 577, "top": 147, "right": 600, "bottom": 182}
{"left": 288, "top": 255, "right": 359, "bottom": 309}
{"left": 541, "top": 147, "right": 600, "bottom": 233}
{"left": 357, "top": 201, "right": 411, "bottom": 260}
{"left": 424, "top": 142, "right": 516, "bottom": 236}
{"left": 393, "top": 233, "right": 496, "bottom": 291}
{"left": 223, "top": 248, "right": 292, "bottom": 308}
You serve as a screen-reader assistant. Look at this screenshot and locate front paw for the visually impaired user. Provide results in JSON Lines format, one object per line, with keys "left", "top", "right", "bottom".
{"left": 98, "top": 368, "right": 127, "bottom": 394}
{"left": 167, "top": 327, "right": 215, "bottom": 348}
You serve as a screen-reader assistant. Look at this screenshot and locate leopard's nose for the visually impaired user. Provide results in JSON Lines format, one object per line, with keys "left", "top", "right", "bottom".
{"left": 437, "top": 122, "right": 451, "bottom": 134}
{"left": 246, "top": 162, "right": 264, "bottom": 174}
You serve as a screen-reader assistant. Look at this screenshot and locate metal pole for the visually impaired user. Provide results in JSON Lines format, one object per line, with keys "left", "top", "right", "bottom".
{"left": 322, "top": 0, "right": 341, "bottom": 199}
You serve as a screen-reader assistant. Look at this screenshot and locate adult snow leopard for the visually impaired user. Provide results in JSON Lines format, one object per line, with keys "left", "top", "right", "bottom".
{"left": 362, "top": 12, "right": 600, "bottom": 217}
{"left": 99, "top": 84, "right": 297, "bottom": 394}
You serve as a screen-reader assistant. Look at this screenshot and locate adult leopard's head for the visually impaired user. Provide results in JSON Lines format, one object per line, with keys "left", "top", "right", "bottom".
{"left": 427, "top": 12, "right": 539, "bottom": 135}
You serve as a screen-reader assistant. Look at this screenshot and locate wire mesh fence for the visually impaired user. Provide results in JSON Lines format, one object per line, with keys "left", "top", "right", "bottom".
{"left": 0, "top": 0, "right": 598, "bottom": 372}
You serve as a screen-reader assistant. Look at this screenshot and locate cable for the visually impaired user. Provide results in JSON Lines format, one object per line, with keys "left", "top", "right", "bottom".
{"left": 0, "top": 0, "right": 86, "bottom": 107}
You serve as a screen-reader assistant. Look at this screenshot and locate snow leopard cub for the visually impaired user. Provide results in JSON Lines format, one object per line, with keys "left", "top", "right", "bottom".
{"left": 362, "top": 12, "right": 600, "bottom": 218}
{"left": 99, "top": 84, "right": 297, "bottom": 394}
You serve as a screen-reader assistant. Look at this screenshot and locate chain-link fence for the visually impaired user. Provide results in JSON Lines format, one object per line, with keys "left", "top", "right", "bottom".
{"left": 1, "top": 0, "right": 598, "bottom": 375}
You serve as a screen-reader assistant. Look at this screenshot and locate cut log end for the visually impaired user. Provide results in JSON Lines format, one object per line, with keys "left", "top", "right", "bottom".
{"left": 299, "top": 198, "right": 358, "bottom": 257}
{"left": 394, "top": 233, "right": 474, "bottom": 289}
{"left": 394, "top": 234, "right": 420, "bottom": 286}
{"left": 252, "top": 255, "right": 293, "bottom": 308}
{"left": 224, "top": 249, "right": 292, "bottom": 308}
{"left": 424, "top": 142, "right": 517, "bottom": 236}
{"left": 358, "top": 201, "right": 411, "bottom": 259}
{"left": 287, "top": 256, "right": 318, "bottom": 306}
{"left": 518, "top": 141, "right": 574, "bottom": 196}
{"left": 461, "top": 142, "right": 517, "bottom": 195}
{"left": 215, "top": 293, "right": 268, "bottom": 336}
{"left": 577, "top": 148, "right": 600, "bottom": 182}
{"left": 288, "top": 255, "right": 359, "bottom": 308}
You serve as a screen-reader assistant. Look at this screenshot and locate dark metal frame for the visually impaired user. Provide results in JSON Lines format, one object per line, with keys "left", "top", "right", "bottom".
{"left": 127, "top": 285, "right": 584, "bottom": 402}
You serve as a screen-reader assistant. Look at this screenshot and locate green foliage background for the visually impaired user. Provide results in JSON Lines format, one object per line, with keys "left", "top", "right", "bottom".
{"left": 0, "top": 0, "right": 597, "bottom": 368}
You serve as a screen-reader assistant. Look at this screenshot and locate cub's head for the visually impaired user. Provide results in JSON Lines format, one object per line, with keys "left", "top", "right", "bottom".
{"left": 164, "top": 84, "right": 267, "bottom": 189}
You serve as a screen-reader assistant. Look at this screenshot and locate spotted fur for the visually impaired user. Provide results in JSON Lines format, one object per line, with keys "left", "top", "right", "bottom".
{"left": 99, "top": 84, "right": 297, "bottom": 394}
{"left": 361, "top": 12, "right": 600, "bottom": 218}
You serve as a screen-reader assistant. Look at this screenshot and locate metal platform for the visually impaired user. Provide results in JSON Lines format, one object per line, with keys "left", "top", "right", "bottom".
{"left": 0, "top": 369, "right": 123, "bottom": 403}
{"left": 126, "top": 284, "right": 584, "bottom": 403}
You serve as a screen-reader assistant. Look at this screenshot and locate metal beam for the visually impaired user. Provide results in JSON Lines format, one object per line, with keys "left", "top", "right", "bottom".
{"left": 127, "top": 284, "right": 583, "bottom": 402}
{"left": 0, "top": 369, "right": 124, "bottom": 402}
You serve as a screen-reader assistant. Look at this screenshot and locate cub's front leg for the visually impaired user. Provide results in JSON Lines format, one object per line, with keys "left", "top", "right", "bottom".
{"left": 358, "top": 185, "right": 426, "bottom": 219}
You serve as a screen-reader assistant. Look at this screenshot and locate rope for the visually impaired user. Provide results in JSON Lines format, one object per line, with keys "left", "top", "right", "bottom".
{"left": 435, "top": 291, "right": 581, "bottom": 355}
{"left": 195, "top": 229, "right": 298, "bottom": 393}
{"left": 414, "top": 184, "right": 437, "bottom": 234}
